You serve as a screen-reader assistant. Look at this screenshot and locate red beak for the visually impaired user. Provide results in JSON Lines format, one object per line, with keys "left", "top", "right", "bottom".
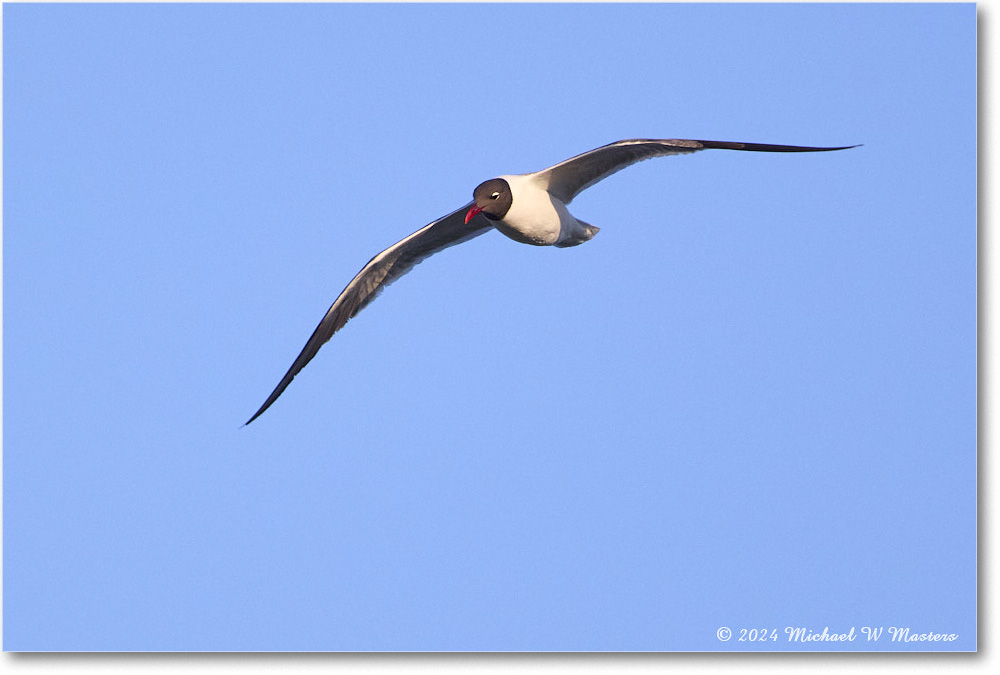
{"left": 465, "top": 205, "right": 484, "bottom": 224}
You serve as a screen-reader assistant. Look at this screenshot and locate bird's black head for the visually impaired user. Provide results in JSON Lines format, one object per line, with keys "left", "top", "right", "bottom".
{"left": 465, "top": 178, "right": 512, "bottom": 224}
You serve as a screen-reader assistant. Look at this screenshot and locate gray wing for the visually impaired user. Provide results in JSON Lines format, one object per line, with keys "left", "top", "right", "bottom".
{"left": 536, "top": 138, "right": 859, "bottom": 204}
{"left": 247, "top": 202, "right": 491, "bottom": 424}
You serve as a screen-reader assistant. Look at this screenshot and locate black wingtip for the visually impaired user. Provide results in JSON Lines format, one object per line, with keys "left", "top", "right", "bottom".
{"left": 697, "top": 140, "right": 862, "bottom": 153}
{"left": 807, "top": 143, "right": 863, "bottom": 151}
{"left": 244, "top": 400, "right": 273, "bottom": 426}
{"left": 244, "top": 408, "right": 266, "bottom": 426}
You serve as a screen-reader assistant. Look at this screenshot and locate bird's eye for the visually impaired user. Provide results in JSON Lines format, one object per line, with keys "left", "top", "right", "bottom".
{"left": 490, "top": 192, "right": 500, "bottom": 200}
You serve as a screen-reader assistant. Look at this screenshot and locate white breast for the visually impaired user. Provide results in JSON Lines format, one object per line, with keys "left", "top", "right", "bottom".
{"left": 493, "top": 173, "right": 577, "bottom": 247}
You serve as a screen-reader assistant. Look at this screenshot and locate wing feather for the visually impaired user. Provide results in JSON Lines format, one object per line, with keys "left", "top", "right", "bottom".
{"left": 536, "top": 138, "right": 859, "bottom": 204}
{"left": 246, "top": 203, "right": 490, "bottom": 424}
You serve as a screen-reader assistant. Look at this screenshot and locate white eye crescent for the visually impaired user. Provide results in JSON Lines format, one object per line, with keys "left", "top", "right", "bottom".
{"left": 490, "top": 192, "right": 500, "bottom": 200}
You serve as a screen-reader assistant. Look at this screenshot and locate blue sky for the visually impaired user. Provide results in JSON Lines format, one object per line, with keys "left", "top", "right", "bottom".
{"left": 3, "top": 3, "right": 976, "bottom": 651}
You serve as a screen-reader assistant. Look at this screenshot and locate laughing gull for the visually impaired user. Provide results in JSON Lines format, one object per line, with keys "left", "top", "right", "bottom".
{"left": 247, "top": 138, "right": 856, "bottom": 423}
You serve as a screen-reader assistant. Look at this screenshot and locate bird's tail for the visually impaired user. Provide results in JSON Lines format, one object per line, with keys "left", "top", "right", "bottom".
{"left": 555, "top": 220, "right": 600, "bottom": 248}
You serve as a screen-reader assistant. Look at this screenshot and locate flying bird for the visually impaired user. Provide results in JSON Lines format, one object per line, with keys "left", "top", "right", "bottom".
{"left": 247, "top": 138, "right": 856, "bottom": 423}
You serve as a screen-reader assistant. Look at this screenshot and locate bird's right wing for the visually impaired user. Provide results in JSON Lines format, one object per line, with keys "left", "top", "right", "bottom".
{"left": 246, "top": 202, "right": 492, "bottom": 424}
{"left": 535, "top": 138, "right": 859, "bottom": 204}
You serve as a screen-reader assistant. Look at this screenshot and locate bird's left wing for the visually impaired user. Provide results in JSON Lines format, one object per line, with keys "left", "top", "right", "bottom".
{"left": 246, "top": 202, "right": 491, "bottom": 424}
{"left": 535, "top": 138, "right": 859, "bottom": 204}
